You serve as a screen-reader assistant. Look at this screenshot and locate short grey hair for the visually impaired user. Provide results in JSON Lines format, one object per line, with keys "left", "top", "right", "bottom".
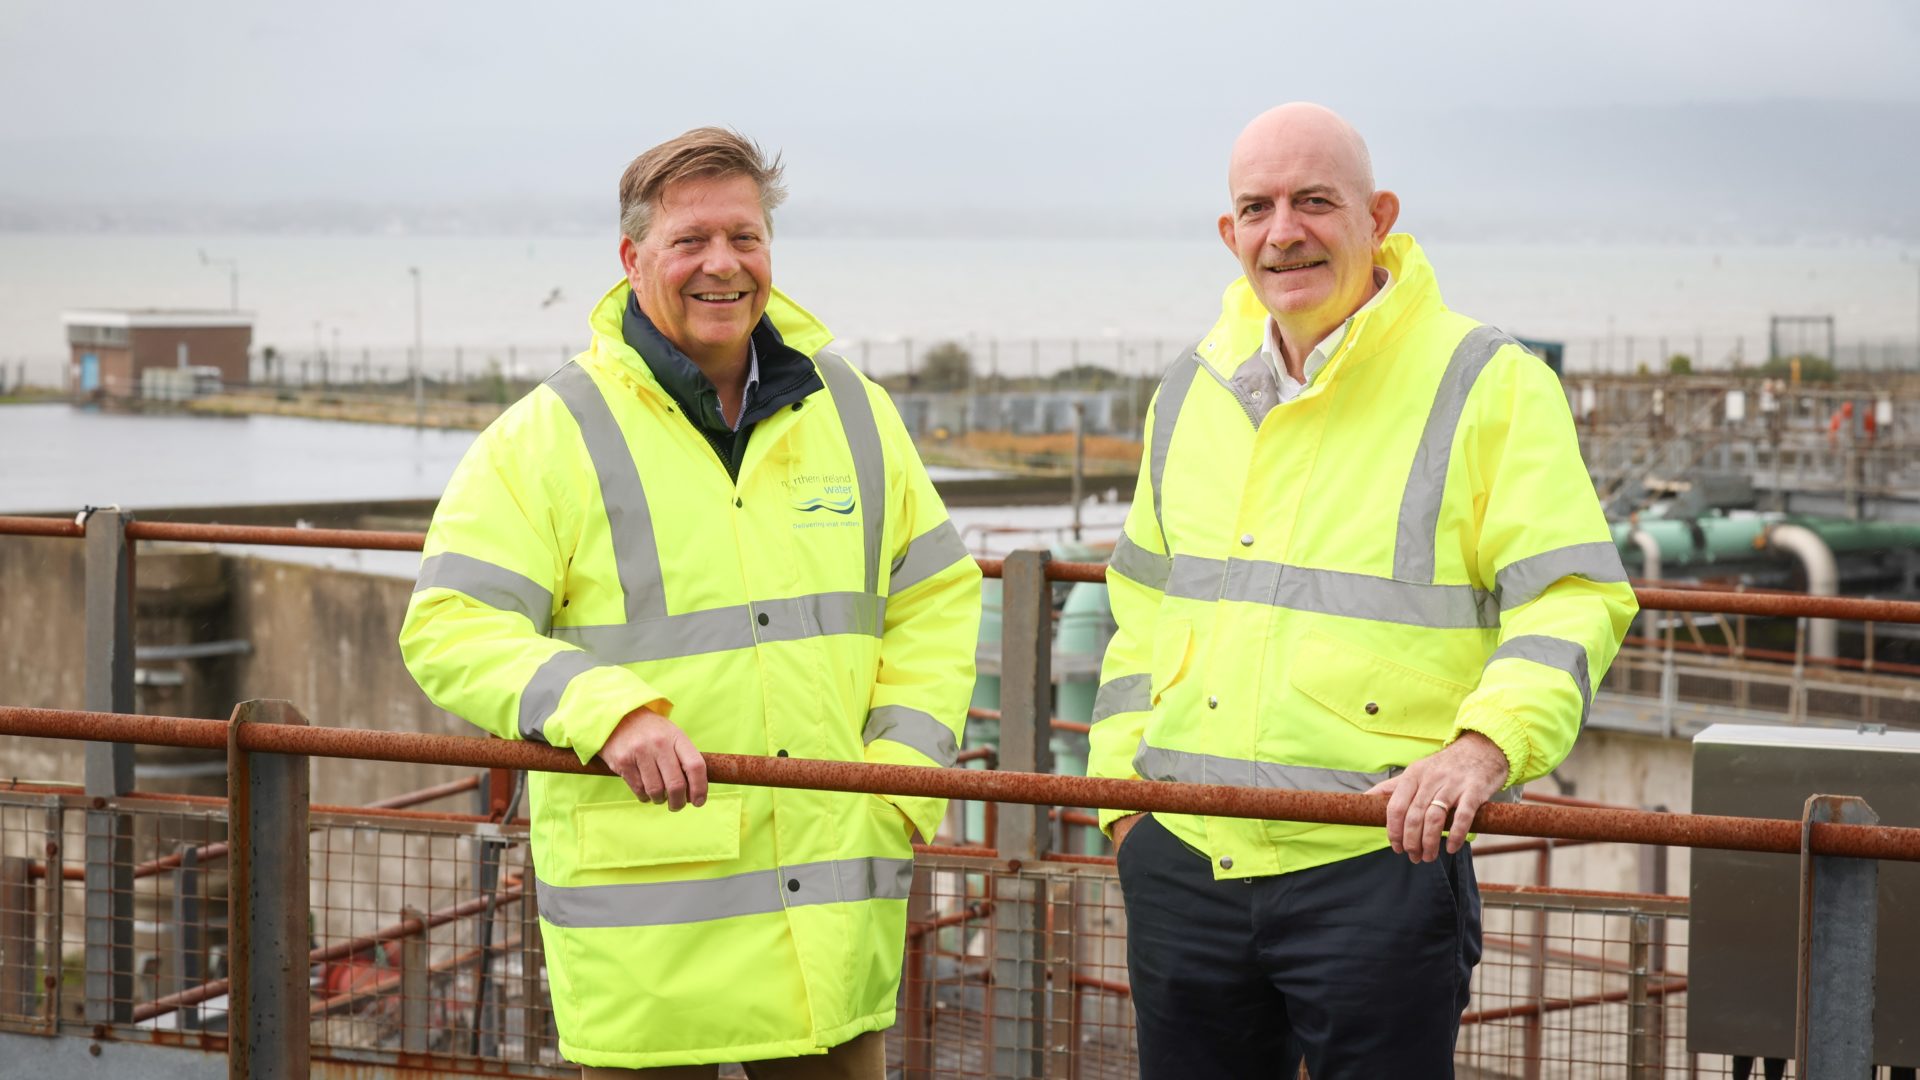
{"left": 618, "top": 127, "right": 787, "bottom": 244}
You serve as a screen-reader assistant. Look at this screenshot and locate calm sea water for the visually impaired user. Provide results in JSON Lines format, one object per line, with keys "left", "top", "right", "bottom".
{"left": 3, "top": 233, "right": 1917, "bottom": 385}
{"left": 0, "top": 404, "right": 1063, "bottom": 576}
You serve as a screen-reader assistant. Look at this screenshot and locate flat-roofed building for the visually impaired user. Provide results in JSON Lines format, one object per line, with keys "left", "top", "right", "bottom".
{"left": 61, "top": 309, "right": 253, "bottom": 399}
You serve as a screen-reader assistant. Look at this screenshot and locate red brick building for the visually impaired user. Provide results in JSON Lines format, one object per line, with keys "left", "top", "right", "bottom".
{"left": 61, "top": 309, "right": 253, "bottom": 400}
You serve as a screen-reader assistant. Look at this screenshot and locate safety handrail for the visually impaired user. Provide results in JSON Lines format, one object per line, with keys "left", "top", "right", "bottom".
{"left": 5, "top": 705, "right": 1919, "bottom": 862}
{"left": 6, "top": 513, "right": 1920, "bottom": 622}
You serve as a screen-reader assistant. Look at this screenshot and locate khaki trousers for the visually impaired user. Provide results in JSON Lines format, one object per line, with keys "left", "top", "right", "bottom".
{"left": 579, "top": 1030, "right": 885, "bottom": 1080}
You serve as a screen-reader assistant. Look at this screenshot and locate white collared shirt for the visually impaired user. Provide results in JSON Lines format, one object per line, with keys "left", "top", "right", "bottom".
{"left": 1260, "top": 266, "right": 1394, "bottom": 405}
{"left": 729, "top": 339, "right": 762, "bottom": 432}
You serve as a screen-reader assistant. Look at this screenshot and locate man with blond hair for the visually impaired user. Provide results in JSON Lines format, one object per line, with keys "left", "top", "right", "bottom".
{"left": 401, "top": 128, "right": 981, "bottom": 1077}
{"left": 1089, "top": 104, "right": 1635, "bottom": 1076}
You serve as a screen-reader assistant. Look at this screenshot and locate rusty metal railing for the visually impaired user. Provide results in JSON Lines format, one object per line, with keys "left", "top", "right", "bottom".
{"left": 9, "top": 513, "right": 1920, "bottom": 623}
{"left": 5, "top": 706, "right": 1920, "bottom": 862}
{"left": 7, "top": 510, "right": 1920, "bottom": 1076}
{"left": 5, "top": 702, "right": 1918, "bottom": 1078}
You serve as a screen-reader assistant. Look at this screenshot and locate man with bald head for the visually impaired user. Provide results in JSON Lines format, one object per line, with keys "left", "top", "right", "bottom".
{"left": 1089, "top": 104, "right": 1634, "bottom": 1075}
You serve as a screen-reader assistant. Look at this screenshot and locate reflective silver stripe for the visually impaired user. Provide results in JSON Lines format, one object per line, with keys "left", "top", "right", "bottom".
{"left": 863, "top": 705, "right": 958, "bottom": 767}
{"left": 1489, "top": 635, "right": 1592, "bottom": 729}
{"left": 1108, "top": 533, "right": 1170, "bottom": 592}
{"left": 1134, "top": 738, "right": 1393, "bottom": 793}
{"left": 415, "top": 552, "right": 554, "bottom": 634}
{"left": 547, "top": 363, "right": 666, "bottom": 621}
{"left": 1149, "top": 351, "right": 1201, "bottom": 550}
{"left": 1495, "top": 541, "right": 1630, "bottom": 611}
{"left": 814, "top": 350, "right": 886, "bottom": 597}
{"left": 889, "top": 520, "right": 968, "bottom": 596}
{"left": 786, "top": 855, "right": 915, "bottom": 908}
{"left": 519, "top": 649, "right": 608, "bottom": 743}
{"left": 1133, "top": 738, "right": 1521, "bottom": 804}
{"left": 1164, "top": 555, "right": 1497, "bottom": 630}
{"left": 1091, "top": 674, "right": 1150, "bottom": 724}
{"left": 1394, "top": 325, "right": 1516, "bottom": 583}
{"left": 550, "top": 592, "right": 886, "bottom": 664}
{"left": 535, "top": 856, "right": 914, "bottom": 929}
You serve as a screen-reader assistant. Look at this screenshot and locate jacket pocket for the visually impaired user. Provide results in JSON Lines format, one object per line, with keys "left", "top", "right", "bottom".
{"left": 572, "top": 790, "right": 744, "bottom": 870}
{"left": 1291, "top": 630, "right": 1473, "bottom": 741}
{"left": 1148, "top": 619, "right": 1194, "bottom": 706}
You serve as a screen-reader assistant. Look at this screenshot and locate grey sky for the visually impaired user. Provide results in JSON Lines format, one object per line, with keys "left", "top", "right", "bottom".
{"left": 4, "top": 0, "right": 1918, "bottom": 239}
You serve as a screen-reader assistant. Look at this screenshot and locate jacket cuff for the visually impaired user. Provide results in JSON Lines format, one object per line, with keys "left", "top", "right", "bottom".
{"left": 1098, "top": 804, "right": 1145, "bottom": 836}
{"left": 562, "top": 674, "right": 671, "bottom": 764}
{"left": 881, "top": 794, "right": 945, "bottom": 843}
{"left": 1449, "top": 711, "right": 1530, "bottom": 791}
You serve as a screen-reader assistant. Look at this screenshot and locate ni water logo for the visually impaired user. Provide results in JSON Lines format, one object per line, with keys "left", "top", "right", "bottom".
{"left": 787, "top": 472, "right": 857, "bottom": 515}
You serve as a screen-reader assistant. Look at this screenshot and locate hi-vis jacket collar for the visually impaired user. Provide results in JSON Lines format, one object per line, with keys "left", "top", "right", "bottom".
{"left": 1196, "top": 233, "right": 1446, "bottom": 395}
{"left": 585, "top": 278, "right": 836, "bottom": 393}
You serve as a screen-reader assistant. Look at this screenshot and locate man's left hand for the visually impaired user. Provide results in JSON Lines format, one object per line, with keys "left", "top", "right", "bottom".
{"left": 1365, "top": 732, "right": 1509, "bottom": 863}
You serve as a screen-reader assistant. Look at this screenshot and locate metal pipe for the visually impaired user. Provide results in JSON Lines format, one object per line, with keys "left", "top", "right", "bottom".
{"left": 132, "top": 884, "right": 525, "bottom": 1023}
{"left": 125, "top": 520, "right": 426, "bottom": 551}
{"left": 9, "top": 706, "right": 1920, "bottom": 861}
{"left": 5, "top": 516, "right": 1920, "bottom": 622}
{"left": 0, "top": 515, "right": 83, "bottom": 538}
{"left": 365, "top": 773, "right": 482, "bottom": 810}
{"left": 1461, "top": 978, "right": 1688, "bottom": 1025}
{"left": 1629, "top": 528, "right": 1662, "bottom": 640}
{"left": 1760, "top": 523, "right": 1840, "bottom": 658}
{"left": 1633, "top": 587, "right": 1920, "bottom": 623}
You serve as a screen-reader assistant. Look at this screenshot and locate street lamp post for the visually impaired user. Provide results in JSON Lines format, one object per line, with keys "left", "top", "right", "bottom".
{"left": 1907, "top": 252, "right": 1920, "bottom": 372}
{"left": 199, "top": 250, "right": 239, "bottom": 310}
{"left": 409, "top": 267, "right": 425, "bottom": 426}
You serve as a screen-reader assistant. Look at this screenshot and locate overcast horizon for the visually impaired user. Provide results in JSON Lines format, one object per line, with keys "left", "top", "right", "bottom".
{"left": 4, "top": 1, "right": 1919, "bottom": 244}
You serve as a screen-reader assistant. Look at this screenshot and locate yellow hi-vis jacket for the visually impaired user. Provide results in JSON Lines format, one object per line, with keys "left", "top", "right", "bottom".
{"left": 1089, "top": 234, "right": 1635, "bottom": 878}
{"left": 398, "top": 281, "right": 981, "bottom": 1068}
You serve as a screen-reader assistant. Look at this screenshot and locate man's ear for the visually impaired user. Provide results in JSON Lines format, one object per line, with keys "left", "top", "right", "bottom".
{"left": 1217, "top": 212, "right": 1237, "bottom": 255}
{"left": 618, "top": 236, "right": 641, "bottom": 283}
{"left": 1369, "top": 190, "right": 1400, "bottom": 243}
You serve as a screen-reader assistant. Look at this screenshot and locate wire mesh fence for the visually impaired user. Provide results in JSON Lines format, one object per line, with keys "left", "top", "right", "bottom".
{"left": 0, "top": 785, "right": 1790, "bottom": 1078}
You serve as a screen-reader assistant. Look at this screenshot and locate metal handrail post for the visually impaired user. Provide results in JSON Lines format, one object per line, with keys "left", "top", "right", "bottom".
{"left": 82, "top": 508, "right": 135, "bottom": 1025}
{"left": 993, "top": 550, "right": 1054, "bottom": 1079}
{"left": 1627, "top": 912, "right": 1654, "bottom": 1079}
{"left": 170, "top": 844, "right": 202, "bottom": 1031}
{"left": 227, "top": 699, "right": 311, "bottom": 1080}
{"left": 1794, "top": 795, "right": 1878, "bottom": 1076}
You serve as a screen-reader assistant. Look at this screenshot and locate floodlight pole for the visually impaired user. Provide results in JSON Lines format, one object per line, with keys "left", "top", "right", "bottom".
{"left": 410, "top": 266, "right": 425, "bottom": 427}
{"left": 199, "top": 250, "right": 239, "bottom": 310}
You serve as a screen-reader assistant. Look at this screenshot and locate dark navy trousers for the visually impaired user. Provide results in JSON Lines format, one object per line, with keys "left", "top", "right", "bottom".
{"left": 1117, "top": 813, "right": 1481, "bottom": 1079}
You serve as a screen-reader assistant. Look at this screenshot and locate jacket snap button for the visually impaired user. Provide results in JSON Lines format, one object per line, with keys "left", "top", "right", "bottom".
{"left": 786, "top": 878, "right": 800, "bottom": 892}
{"left": 757, "top": 612, "right": 770, "bottom": 626}
{"left": 1364, "top": 702, "right": 1380, "bottom": 715}
{"left": 1206, "top": 696, "right": 1218, "bottom": 709}
{"left": 734, "top": 497, "right": 743, "bottom": 508}
{"left": 776, "top": 749, "right": 788, "bottom": 758}
{"left": 1218, "top": 856, "right": 1233, "bottom": 870}
{"left": 1239, "top": 534, "right": 1254, "bottom": 546}
{"left": 791, "top": 401, "right": 802, "bottom": 411}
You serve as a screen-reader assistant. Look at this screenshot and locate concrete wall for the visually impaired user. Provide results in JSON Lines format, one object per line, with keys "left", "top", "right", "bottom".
{"left": 0, "top": 535, "right": 476, "bottom": 810}
{"left": 225, "top": 556, "right": 477, "bottom": 807}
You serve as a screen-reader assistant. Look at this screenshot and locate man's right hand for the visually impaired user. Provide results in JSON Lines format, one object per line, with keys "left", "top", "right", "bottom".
{"left": 599, "top": 707, "right": 708, "bottom": 811}
{"left": 1110, "top": 812, "right": 1144, "bottom": 855}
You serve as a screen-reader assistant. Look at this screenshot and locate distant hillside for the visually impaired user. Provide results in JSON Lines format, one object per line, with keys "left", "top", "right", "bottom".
{"left": 2, "top": 100, "right": 1915, "bottom": 244}
{"left": 1385, "top": 100, "right": 1920, "bottom": 244}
